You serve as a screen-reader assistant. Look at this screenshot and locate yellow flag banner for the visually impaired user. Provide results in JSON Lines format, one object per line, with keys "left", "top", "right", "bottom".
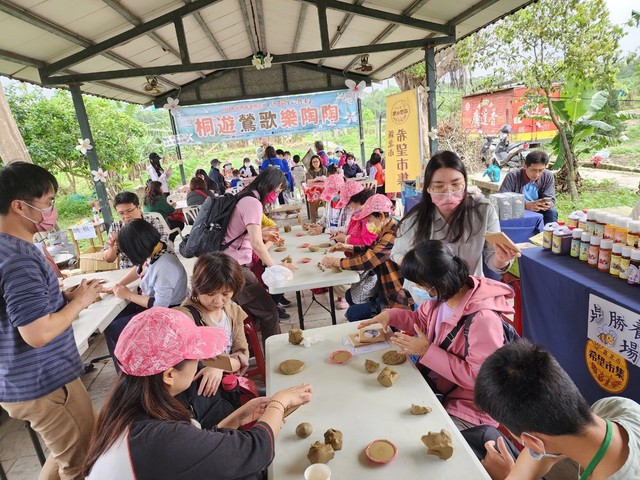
{"left": 384, "top": 89, "right": 422, "bottom": 193}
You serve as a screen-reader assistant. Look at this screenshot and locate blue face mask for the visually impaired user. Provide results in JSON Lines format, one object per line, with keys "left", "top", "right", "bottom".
{"left": 332, "top": 196, "right": 340, "bottom": 202}
{"left": 410, "top": 285, "right": 436, "bottom": 306}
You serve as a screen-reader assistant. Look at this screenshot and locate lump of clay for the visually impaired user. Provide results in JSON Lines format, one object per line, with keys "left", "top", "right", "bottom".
{"left": 324, "top": 429, "right": 343, "bottom": 451}
{"left": 410, "top": 404, "right": 432, "bottom": 415}
{"left": 296, "top": 422, "right": 313, "bottom": 438}
{"left": 364, "top": 359, "right": 379, "bottom": 373}
{"left": 377, "top": 366, "right": 399, "bottom": 387}
{"left": 289, "top": 328, "right": 304, "bottom": 345}
{"left": 307, "top": 442, "right": 335, "bottom": 464}
{"left": 279, "top": 359, "right": 305, "bottom": 375}
{"left": 282, "top": 255, "right": 292, "bottom": 263}
{"left": 382, "top": 350, "right": 407, "bottom": 365}
{"left": 421, "top": 429, "right": 453, "bottom": 460}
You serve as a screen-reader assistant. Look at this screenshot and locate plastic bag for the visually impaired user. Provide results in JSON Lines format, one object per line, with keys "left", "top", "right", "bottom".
{"left": 262, "top": 264, "right": 293, "bottom": 288}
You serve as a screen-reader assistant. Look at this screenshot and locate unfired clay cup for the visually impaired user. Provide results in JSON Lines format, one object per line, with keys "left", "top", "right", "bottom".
{"left": 304, "top": 463, "right": 331, "bottom": 480}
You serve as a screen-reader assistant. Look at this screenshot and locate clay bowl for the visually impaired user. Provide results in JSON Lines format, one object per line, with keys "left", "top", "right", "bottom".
{"left": 365, "top": 439, "right": 398, "bottom": 464}
{"left": 299, "top": 243, "right": 310, "bottom": 248}
{"left": 299, "top": 257, "right": 312, "bottom": 263}
{"left": 329, "top": 350, "right": 352, "bottom": 364}
{"left": 308, "top": 246, "right": 320, "bottom": 252}
{"left": 318, "top": 242, "right": 332, "bottom": 248}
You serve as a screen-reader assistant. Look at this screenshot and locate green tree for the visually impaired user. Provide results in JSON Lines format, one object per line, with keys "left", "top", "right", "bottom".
{"left": 458, "top": 0, "right": 624, "bottom": 200}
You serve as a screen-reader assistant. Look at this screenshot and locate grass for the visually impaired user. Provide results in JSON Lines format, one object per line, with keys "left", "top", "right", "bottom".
{"left": 555, "top": 179, "right": 638, "bottom": 220}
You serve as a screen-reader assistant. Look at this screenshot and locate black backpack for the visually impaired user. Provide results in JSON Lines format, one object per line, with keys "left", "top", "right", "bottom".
{"left": 179, "top": 194, "right": 246, "bottom": 258}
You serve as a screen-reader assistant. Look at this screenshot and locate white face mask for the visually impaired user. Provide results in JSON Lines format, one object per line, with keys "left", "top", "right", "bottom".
{"left": 522, "top": 433, "right": 562, "bottom": 461}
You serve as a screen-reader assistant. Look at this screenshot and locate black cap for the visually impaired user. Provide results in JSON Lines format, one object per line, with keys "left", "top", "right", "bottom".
{"left": 210, "top": 158, "right": 220, "bottom": 166}
{"left": 149, "top": 152, "right": 160, "bottom": 161}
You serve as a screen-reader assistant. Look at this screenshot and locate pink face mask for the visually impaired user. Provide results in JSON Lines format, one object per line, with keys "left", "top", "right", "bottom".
{"left": 264, "top": 191, "right": 278, "bottom": 204}
{"left": 20, "top": 201, "right": 59, "bottom": 232}
{"left": 429, "top": 191, "right": 465, "bottom": 213}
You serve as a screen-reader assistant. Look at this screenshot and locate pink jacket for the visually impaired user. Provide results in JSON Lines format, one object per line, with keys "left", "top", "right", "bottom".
{"left": 388, "top": 276, "right": 514, "bottom": 427}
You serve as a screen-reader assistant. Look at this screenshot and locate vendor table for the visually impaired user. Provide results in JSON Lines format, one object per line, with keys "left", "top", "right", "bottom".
{"left": 64, "top": 270, "right": 136, "bottom": 355}
{"left": 499, "top": 210, "right": 544, "bottom": 243}
{"left": 519, "top": 247, "right": 640, "bottom": 403}
{"left": 266, "top": 321, "right": 490, "bottom": 480}
{"left": 268, "top": 226, "right": 360, "bottom": 329}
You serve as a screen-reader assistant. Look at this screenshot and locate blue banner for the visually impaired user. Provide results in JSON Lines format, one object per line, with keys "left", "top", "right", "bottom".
{"left": 173, "top": 90, "right": 358, "bottom": 145}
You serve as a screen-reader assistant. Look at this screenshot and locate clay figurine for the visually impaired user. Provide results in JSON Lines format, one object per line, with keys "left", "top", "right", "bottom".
{"left": 421, "top": 429, "right": 453, "bottom": 460}
{"left": 331, "top": 266, "right": 341, "bottom": 273}
{"left": 288, "top": 328, "right": 304, "bottom": 345}
{"left": 364, "top": 359, "right": 380, "bottom": 373}
{"left": 282, "top": 255, "right": 292, "bottom": 263}
{"left": 296, "top": 422, "right": 313, "bottom": 438}
{"left": 324, "top": 429, "right": 343, "bottom": 450}
{"left": 307, "top": 442, "right": 335, "bottom": 464}
{"left": 279, "top": 359, "right": 305, "bottom": 375}
{"left": 275, "top": 247, "right": 287, "bottom": 252}
{"left": 318, "top": 242, "right": 332, "bottom": 248}
{"left": 382, "top": 350, "right": 407, "bottom": 365}
{"left": 284, "top": 225, "right": 292, "bottom": 233}
{"left": 410, "top": 404, "right": 432, "bottom": 415}
{"left": 377, "top": 366, "right": 399, "bottom": 387}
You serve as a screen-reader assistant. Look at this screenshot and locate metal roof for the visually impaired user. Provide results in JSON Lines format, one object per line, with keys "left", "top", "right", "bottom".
{"left": 0, "top": 0, "right": 535, "bottom": 105}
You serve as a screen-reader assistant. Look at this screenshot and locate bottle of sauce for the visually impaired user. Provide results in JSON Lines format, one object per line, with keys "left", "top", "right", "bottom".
{"left": 542, "top": 223, "right": 558, "bottom": 251}
{"left": 597, "top": 239, "right": 612, "bottom": 272}
{"left": 609, "top": 243, "right": 623, "bottom": 277}
{"left": 585, "top": 210, "right": 598, "bottom": 235}
{"left": 579, "top": 232, "right": 591, "bottom": 263}
{"left": 614, "top": 217, "right": 629, "bottom": 245}
{"left": 588, "top": 236, "right": 601, "bottom": 268}
{"left": 619, "top": 246, "right": 631, "bottom": 281}
{"left": 577, "top": 210, "right": 588, "bottom": 231}
{"left": 627, "top": 249, "right": 640, "bottom": 286}
{"left": 603, "top": 214, "right": 619, "bottom": 241}
{"left": 594, "top": 212, "right": 607, "bottom": 238}
{"left": 628, "top": 221, "right": 640, "bottom": 249}
{"left": 552, "top": 227, "right": 572, "bottom": 255}
{"left": 570, "top": 228, "right": 584, "bottom": 258}
{"left": 567, "top": 211, "right": 581, "bottom": 228}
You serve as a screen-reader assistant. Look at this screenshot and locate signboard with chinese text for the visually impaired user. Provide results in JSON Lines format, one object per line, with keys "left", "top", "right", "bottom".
{"left": 172, "top": 90, "right": 358, "bottom": 145}
{"left": 384, "top": 89, "right": 422, "bottom": 193}
{"left": 587, "top": 294, "right": 640, "bottom": 369}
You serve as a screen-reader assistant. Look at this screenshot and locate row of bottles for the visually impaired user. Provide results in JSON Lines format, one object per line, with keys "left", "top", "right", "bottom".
{"left": 543, "top": 209, "right": 640, "bottom": 286}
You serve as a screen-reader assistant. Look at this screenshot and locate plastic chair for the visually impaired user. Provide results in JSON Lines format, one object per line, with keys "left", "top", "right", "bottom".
{"left": 361, "top": 179, "right": 377, "bottom": 191}
{"left": 243, "top": 316, "right": 266, "bottom": 383}
{"left": 183, "top": 205, "right": 201, "bottom": 225}
{"left": 145, "top": 212, "right": 183, "bottom": 242}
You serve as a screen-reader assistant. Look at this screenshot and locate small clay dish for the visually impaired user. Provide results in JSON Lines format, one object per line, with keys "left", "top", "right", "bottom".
{"left": 299, "top": 257, "right": 312, "bottom": 263}
{"left": 275, "top": 247, "right": 287, "bottom": 252}
{"left": 279, "top": 359, "right": 305, "bottom": 375}
{"left": 365, "top": 439, "right": 398, "bottom": 464}
{"left": 295, "top": 232, "right": 306, "bottom": 237}
{"left": 329, "top": 350, "right": 352, "bottom": 364}
{"left": 318, "top": 242, "right": 332, "bottom": 248}
{"left": 308, "top": 246, "right": 320, "bottom": 252}
{"left": 299, "top": 243, "right": 310, "bottom": 248}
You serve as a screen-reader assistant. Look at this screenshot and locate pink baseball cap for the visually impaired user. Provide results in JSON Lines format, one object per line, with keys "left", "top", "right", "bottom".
{"left": 335, "top": 181, "right": 364, "bottom": 209}
{"left": 114, "top": 307, "right": 229, "bottom": 377}
{"left": 320, "top": 174, "right": 346, "bottom": 202}
{"left": 352, "top": 194, "right": 394, "bottom": 221}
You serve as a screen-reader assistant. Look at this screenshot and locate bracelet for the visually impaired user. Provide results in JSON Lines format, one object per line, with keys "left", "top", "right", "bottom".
{"left": 267, "top": 399, "right": 287, "bottom": 412}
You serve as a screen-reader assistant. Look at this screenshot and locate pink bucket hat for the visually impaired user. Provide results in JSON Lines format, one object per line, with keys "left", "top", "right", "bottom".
{"left": 335, "top": 181, "right": 364, "bottom": 209}
{"left": 352, "top": 194, "right": 394, "bottom": 221}
{"left": 114, "top": 307, "right": 229, "bottom": 377}
{"left": 320, "top": 174, "right": 346, "bottom": 202}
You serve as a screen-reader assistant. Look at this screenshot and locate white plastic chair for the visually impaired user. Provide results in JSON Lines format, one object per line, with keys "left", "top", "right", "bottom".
{"left": 225, "top": 186, "right": 242, "bottom": 195}
{"left": 183, "top": 205, "right": 201, "bottom": 225}
{"left": 361, "top": 180, "right": 377, "bottom": 191}
{"left": 145, "top": 212, "right": 183, "bottom": 242}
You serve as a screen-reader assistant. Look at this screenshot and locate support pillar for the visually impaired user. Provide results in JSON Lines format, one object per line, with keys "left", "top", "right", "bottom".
{"left": 425, "top": 46, "right": 438, "bottom": 156}
{"left": 69, "top": 84, "right": 113, "bottom": 226}
{"left": 169, "top": 113, "right": 187, "bottom": 185}
{"left": 357, "top": 97, "right": 366, "bottom": 166}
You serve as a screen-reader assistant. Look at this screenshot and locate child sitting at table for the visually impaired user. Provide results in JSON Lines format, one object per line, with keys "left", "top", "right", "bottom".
{"left": 308, "top": 173, "right": 345, "bottom": 235}
{"left": 359, "top": 239, "right": 514, "bottom": 430}
{"left": 230, "top": 169, "right": 244, "bottom": 189}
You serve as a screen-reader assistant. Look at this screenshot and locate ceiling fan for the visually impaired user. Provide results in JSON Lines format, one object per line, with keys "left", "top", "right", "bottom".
{"left": 354, "top": 55, "right": 373, "bottom": 73}
{"left": 142, "top": 76, "right": 165, "bottom": 95}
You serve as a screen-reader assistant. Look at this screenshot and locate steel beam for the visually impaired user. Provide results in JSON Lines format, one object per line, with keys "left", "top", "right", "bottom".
{"left": 291, "top": 3, "right": 308, "bottom": 53}
{"left": 238, "top": 0, "right": 258, "bottom": 54}
{"left": 68, "top": 84, "right": 114, "bottom": 226}
{"left": 191, "top": 9, "right": 228, "bottom": 59}
{"left": 43, "top": 37, "right": 453, "bottom": 85}
{"left": 299, "top": 0, "right": 452, "bottom": 35}
{"left": 255, "top": 0, "right": 267, "bottom": 51}
{"left": 317, "top": 0, "right": 365, "bottom": 67}
{"left": 316, "top": 0, "right": 330, "bottom": 52}
{"left": 425, "top": 46, "right": 438, "bottom": 155}
{"left": 449, "top": 0, "right": 501, "bottom": 25}
{"left": 174, "top": 17, "right": 191, "bottom": 64}
{"left": 39, "top": 0, "right": 221, "bottom": 77}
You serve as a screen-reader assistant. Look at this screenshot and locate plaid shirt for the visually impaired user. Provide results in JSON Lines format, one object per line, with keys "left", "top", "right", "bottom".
{"left": 339, "top": 218, "right": 412, "bottom": 309}
{"left": 104, "top": 214, "right": 170, "bottom": 269}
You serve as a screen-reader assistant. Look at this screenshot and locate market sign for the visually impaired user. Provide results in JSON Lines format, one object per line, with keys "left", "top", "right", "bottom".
{"left": 587, "top": 294, "right": 640, "bottom": 369}
{"left": 172, "top": 90, "right": 358, "bottom": 145}
{"left": 384, "top": 89, "right": 423, "bottom": 193}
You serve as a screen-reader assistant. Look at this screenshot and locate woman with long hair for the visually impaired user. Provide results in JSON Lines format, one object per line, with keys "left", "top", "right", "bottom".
{"left": 195, "top": 168, "right": 216, "bottom": 192}
{"left": 143, "top": 181, "right": 184, "bottom": 241}
{"left": 368, "top": 153, "right": 385, "bottom": 194}
{"left": 305, "top": 154, "right": 328, "bottom": 223}
{"left": 84, "top": 307, "right": 312, "bottom": 479}
{"left": 222, "top": 168, "right": 295, "bottom": 343}
{"left": 360, "top": 240, "right": 514, "bottom": 431}
{"left": 391, "top": 151, "right": 518, "bottom": 294}
{"left": 147, "top": 152, "right": 172, "bottom": 195}
{"left": 186, "top": 176, "right": 214, "bottom": 207}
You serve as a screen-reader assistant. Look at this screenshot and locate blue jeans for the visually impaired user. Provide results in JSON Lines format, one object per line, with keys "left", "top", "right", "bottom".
{"left": 541, "top": 207, "right": 558, "bottom": 226}
{"left": 344, "top": 289, "right": 381, "bottom": 322}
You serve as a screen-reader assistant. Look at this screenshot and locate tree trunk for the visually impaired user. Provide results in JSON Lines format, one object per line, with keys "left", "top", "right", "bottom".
{"left": 545, "top": 91, "right": 579, "bottom": 201}
{"left": 0, "top": 83, "right": 32, "bottom": 165}
{"left": 65, "top": 172, "right": 77, "bottom": 194}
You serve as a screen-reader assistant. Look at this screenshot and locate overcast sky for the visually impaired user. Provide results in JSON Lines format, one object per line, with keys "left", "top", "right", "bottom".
{"left": 605, "top": 0, "right": 639, "bottom": 53}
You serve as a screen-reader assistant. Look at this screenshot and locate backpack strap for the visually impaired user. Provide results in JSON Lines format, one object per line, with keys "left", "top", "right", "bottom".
{"left": 438, "top": 312, "right": 478, "bottom": 352}
{"left": 184, "top": 304, "right": 205, "bottom": 327}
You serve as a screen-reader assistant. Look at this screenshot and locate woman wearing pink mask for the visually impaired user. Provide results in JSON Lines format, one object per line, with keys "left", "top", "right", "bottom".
{"left": 222, "top": 168, "right": 296, "bottom": 343}
{"left": 392, "top": 151, "right": 517, "bottom": 290}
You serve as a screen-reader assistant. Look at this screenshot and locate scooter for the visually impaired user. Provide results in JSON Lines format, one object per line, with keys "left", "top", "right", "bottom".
{"left": 480, "top": 125, "right": 529, "bottom": 169}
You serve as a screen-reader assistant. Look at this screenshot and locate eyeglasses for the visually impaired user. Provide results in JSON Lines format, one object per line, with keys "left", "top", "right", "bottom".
{"left": 428, "top": 184, "right": 465, "bottom": 194}
{"left": 21, "top": 198, "right": 55, "bottom": 212}
{"left": 116, "top": 206, "right": 139, "bottom": 217}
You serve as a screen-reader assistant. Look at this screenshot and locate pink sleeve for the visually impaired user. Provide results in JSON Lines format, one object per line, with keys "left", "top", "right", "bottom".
{"left": 388, "top": 308, "right": 420, "bottom": 332}
{"left": 418, "top": 310, "right": 504, "bottom": 390}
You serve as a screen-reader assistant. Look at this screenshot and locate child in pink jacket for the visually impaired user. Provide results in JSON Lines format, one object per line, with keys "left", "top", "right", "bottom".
{"left": 360, "top": 239, "right": 514, "bottom": 429}
{"left": 329, "top": 183, "right": 377, "bottom": 249}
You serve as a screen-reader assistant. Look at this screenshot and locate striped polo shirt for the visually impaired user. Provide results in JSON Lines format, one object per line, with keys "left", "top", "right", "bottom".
{"left": 0, "top": 233, "right": 83, "bottom": 403}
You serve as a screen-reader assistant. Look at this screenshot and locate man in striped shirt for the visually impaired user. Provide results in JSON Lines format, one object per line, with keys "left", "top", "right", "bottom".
{"left": 0, "top": 162, "right": 103, "bottom": 479}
